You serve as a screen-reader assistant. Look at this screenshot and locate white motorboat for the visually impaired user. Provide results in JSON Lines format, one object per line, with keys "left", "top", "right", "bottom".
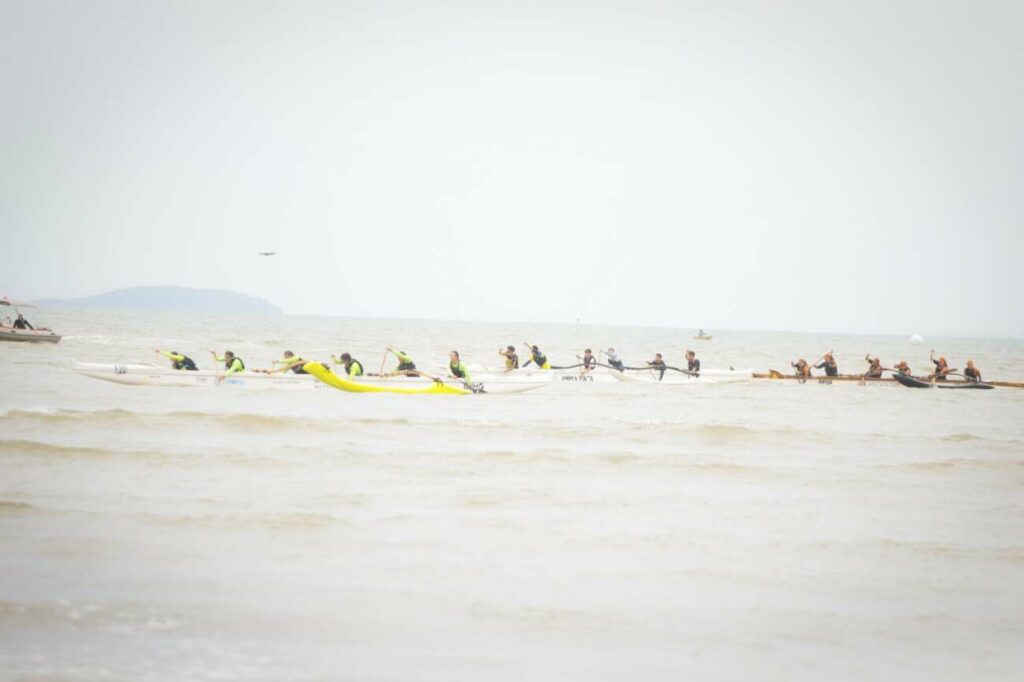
{"left": 0, "top": 299, "right": 60, "bottom": 343}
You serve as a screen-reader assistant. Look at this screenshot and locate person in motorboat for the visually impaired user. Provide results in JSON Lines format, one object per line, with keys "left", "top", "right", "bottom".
{"left": 602, "top": 347, "right": 624, "bottom": 371}
{"left": 964, "top": 359, "right": 982, "bottom": 382}
{"left": 386, "top": 347, "right": 417, "bottom": 375}
{"left": 894, "top": 360, "right": 912, "bottom": 376}
{"left": 13, "top": 314, "right": 33, "bottom": 330}
{"left": 522, "top": 343, "right": 550, "bottom": 369}
{"left": 863, "top": 355, "right": 883, "bottom": 379}
{"left": 211, "top": 350, "right": 245, "bottom": 375}
{"left": 499, "top": 345, "right": 519, "bottom": 371}
{"left": 577, "top": 349, "right": 597, "bottom": 372}
{"left": 332, "top": 352, "right": 364, "bottom": 377}
{"left": 448, "top": 350, "right": 472, "bottom": 384}
{"left": 155, "top": 348, "right": 198, "bottom": 371}
{"left": 257, "top": 350, "right": 309, "bottom": 374}
{"left": 930, "top": 351, "right": 951, "bottom": 381}
{"left": 647, "top": 353, "right": 667, "bottom": 380}
{"left": 685, "top": 349, "right": 701, "bottom": 376}
{"left": 791, "top": 358, "right": 811, "bottom": 381}
{"left": 814, "top": 352, "right": 838, "bottom": 377}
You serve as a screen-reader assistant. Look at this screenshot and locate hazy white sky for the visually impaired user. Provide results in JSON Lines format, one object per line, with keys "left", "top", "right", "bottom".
{"left": 2, "top": 1, "right": 1021, "bottom": 336}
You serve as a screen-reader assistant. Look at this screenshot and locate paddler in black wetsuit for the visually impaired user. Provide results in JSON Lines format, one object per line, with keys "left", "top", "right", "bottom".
{"left": 964, "top": 359, "right": 982, "bottom": 382}
{"left": 894, "top": 360, "right": 912, "bottom": 376}
{"left": 647, "top": 353, "right": 667, "bottom": 380}
{"left": 499, "top": 345, "right": 519, "bottom": 371}
{"left": 331, "top": 352, "right": 364, "bottom": 377}
{"left": 930, "top": 351, "right": 951, "bottom": 381}
{"left": 13, "top": 314, "right": 33, "bottom": 330}
{"left": 521, "top": 343, "right": 550, "bottom": 369}
{"left": 791, "top": 358, "right": 811, "bottom": 382}
{"left": 155, "top": 348, "right": 198, "bottom": 371}
{"left": 863, "top": 354, "right": 883, "bottom": 379}
{"left": 685, "top": 349, "right": 701, "bottom": 377}
{"left": 577, "top": 348, "right": 597, "bottom": 372}
{"left": 814, "top": 353, "right": 838, "bottom": 377}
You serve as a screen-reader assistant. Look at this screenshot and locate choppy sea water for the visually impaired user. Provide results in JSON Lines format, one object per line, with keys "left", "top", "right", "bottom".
{"left": 1, "top": 310, "right": 1022, "bottom": 681}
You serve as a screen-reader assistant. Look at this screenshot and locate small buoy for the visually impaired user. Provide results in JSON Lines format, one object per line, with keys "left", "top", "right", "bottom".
{"left": 910, "top": 334, "right": 924, "bottom": 345}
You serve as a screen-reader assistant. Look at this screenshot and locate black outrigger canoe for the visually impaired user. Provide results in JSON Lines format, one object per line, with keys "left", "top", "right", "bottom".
{"left": 892, "top": 373, "right": 994, "bottom": 390}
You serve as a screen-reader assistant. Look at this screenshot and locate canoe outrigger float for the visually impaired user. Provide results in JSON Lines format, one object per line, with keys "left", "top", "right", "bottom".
{"left": 302, "top": 362, "right": 548, "bottom": 395}
{"left": 754, "top": 370, "right": 1020, "bottom": 389}
{"left": 0, "top": 299, "right": 60, "bottom": 343}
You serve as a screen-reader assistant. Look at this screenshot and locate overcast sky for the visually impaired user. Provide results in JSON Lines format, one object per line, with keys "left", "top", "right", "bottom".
{"left": 2, "top": 1, "right": 1021, "bottom": 336}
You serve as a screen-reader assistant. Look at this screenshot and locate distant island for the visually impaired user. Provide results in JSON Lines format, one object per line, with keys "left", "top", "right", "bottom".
{"left": 37, "top": 286, "right": 282, "bottom": 315}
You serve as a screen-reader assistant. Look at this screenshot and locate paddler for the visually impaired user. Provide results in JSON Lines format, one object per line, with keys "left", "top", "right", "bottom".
{"left": 576, "top": 348, "right": 597, "bottom": 372}
{"left": 863, "top": 354, "right": 883, "bottom": 379}
{"left": 930, "top": 351, "right": 951, "bottom": 381}
{"left": 522, "top": 343, "right": 550, "bottom": 369}
{"left": 155, "top": 348, "right": 198, "bottom": 371}
{"left": 211, "top": 350, "right": 245, "bottom": 375}
{"left": 498, "top": 345, "right": 519, "bottom": 371}
{"left": 386, "top": 347, "right": 417, "bottom": 375}
{"left": 257, "top": 350, "right": 308, "bottom": 374}
{"left": 894, "top": 360, "right": 912, "bottom": 376}
{"left": 602, "top": 347, "right": 624, "bottom": 371}
{"left": 813, "top": 352, "right": 838, "bottom": 377}
{"left": 647, "top": 353, "right": 667, "bottom": 380}
{"left": 331, "top": 352, "right": 364, "bottom": 377}
{"left": 448, "top": 350, "right": 471, "bottom": 384}
{"left": 791, "top": 358, "right": 811, "bottom": 381}
{"left": 964, "top": 359, "right": 982, "bottom": 382}
{"left": 13, "top": 314, "right": 33, "bottom": 330}
{"left": 685, "top": 349, "right": 701, "bottom": 375}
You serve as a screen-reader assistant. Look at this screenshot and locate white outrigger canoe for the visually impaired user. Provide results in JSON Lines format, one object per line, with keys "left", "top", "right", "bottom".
{"left": 611, "top": 368, "right": 754, "bottom": 385}
{"left": 474, "top": 365, "right": 620, "bottom": 386}
{"left": 72, "top": 361, "right": 322, "bottom": 388}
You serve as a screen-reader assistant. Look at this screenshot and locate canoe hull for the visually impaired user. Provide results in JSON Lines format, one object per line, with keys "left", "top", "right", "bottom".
{"left": 892, "top": 373, "right": 995, "bottom": 390}
{"left": 305, "top": 363, "right": 548, "bottom": 395}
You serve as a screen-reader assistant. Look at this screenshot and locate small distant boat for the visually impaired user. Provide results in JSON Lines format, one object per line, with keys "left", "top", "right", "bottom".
{"left": 693, "top": 329, "right": 713, "bottom": 341}
{"left": 0, "top": 298, "right": 60, "bottom": 343}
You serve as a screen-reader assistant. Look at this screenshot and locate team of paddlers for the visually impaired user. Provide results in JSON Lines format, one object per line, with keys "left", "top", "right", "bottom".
{"left": 790, "top": 350, "right": 982, "bottom": 382}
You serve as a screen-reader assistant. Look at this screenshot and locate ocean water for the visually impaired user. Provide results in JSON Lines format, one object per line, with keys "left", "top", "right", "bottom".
{"left": 1, "top": 310, "right": 1022, "bottom": 681}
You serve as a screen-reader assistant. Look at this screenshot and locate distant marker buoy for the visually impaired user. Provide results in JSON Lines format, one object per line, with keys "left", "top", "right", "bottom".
{"left": 910, "top": 334, "right": 924, "bottom": 345}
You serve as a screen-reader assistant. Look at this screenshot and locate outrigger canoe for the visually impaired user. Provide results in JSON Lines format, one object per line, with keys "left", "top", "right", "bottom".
{"left": 303, "top": 362, "right": 548, "bottom": 395}
{"left": 754, "top": 370, "right": 1022, "bottom": 388}
{"left": 72, "top": 361, "right": 321, "bottom": 388}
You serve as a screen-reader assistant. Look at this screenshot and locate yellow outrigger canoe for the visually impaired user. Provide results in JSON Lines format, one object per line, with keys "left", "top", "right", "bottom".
{"left": 303, "top": 362, "right": 470, "bottom": 395}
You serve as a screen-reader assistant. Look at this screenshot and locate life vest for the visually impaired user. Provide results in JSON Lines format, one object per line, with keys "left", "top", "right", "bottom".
{"left": 290, "top": 358, "right": 308, "bottom": 374}
{"left": 505, "top": 353, "right": 519, "bottom": 370}
{"left": 450, "top": 362, "right": 467, "bottom": 379}
{"left": 583, "top": 356, "right": 596, "bottom": 369}
{"left": 346, "top": 360, "right": 364, "bottom": 377}
{"left": 533, "top": 351, "right": 547, "bottom": 367}
{"left": 225, "top": 356, "right": 244, "bottom": 371}
{"left": 177, "top": 356, "right": 198, "bottom": 371}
